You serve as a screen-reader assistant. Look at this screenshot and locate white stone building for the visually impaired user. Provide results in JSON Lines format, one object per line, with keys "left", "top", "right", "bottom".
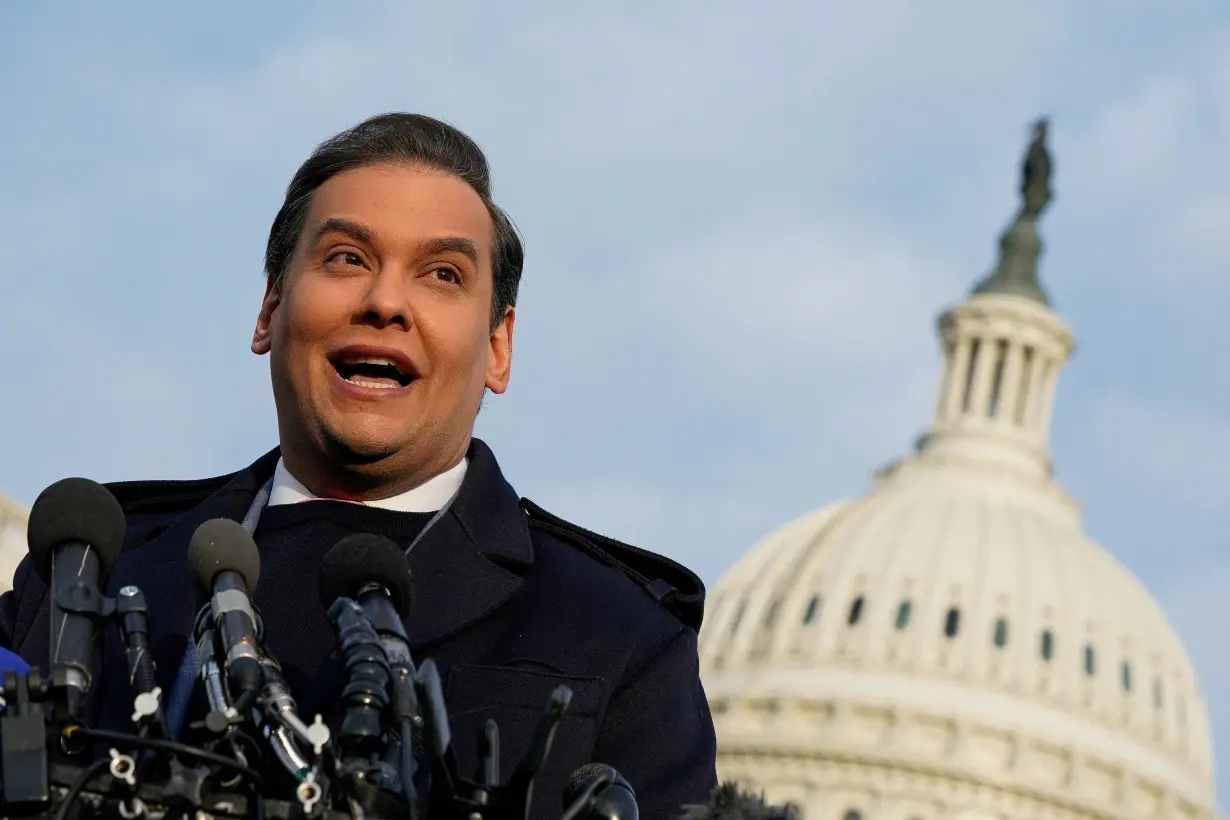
{"left": 697, "top": 124, "right": 1217, "bottom": 820}
{"left": 0, "top": 493, "right": 26, "bottom": 594}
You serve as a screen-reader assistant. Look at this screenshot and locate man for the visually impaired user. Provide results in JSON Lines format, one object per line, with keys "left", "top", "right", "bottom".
{"left": 0, "top": 114, "right": 717, "bottom": 817}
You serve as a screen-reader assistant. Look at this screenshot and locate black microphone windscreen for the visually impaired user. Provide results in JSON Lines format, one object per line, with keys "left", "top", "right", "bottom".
{"left": 27, "top": 477, "right": 126, "bottom": 584}
{"left": 676, "top": 783, "right": 800, "bottom": 820}
{"left": 317, "top": 533, "right": 413, "bottom": 615}
{"left": 188, "top": 518, "right": 261, "bottom": 594}
{"left": 566, "top": 762, "right": 615, "bottom": 793}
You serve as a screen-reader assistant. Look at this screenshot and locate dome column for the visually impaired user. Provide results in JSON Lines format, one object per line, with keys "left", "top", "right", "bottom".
{"left": 995, "top": 340, "right": 1026, "bottom": 423}
{"left": 914, "top": 119, "right": 1075, "bottom": 479}
{"left": 1021, "top": 348, "right": 1047, "bottom": 431}
{"left": 967, "top": 335, "right": 998, "bottom": 417}
{"left": 938, "top": 334, "right": 972, "bottom": 421}
{"left": 1036, "top": 359, "right": 1061, "bottom": 437}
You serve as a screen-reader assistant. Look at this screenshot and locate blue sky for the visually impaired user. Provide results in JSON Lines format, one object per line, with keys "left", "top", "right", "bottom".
{"left": 2, "top": 0, "right": 1229, "bottom": 802}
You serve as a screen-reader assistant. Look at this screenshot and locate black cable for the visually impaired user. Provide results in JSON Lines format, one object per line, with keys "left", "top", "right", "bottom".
{"left": 250, "top": 781, "right": 266, "bottom": 820}
{"left": 399, "top": 717, "right": 415, "bottom": 809}
{"left": 50, "top": 757, "right": 111, "bottom": 820}
{"left": 229, "top": 728, "right": 266, "bottom": 768}
{"left": 66, "top": 726, "right": 264, "bottom": 788}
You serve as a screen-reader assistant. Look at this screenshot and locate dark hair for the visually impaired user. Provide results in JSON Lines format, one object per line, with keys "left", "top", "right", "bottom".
{"left": 264, "top": 113, "right": 523, "bottom": 328}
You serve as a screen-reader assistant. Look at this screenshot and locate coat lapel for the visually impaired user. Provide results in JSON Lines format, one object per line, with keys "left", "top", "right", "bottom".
{"left": 100, "top": 450, "right": 279, "bottom": 700}
{"left": 403, "top": 438, "right": 534, "bottom": 648}
{"left": 96, "top": 440, "right": 531, "bottom": 706}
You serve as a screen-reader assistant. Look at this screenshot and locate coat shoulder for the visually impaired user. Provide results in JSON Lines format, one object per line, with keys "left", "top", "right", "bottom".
{"left": 520, "top": 498, "right": 707, "bottom": 632}
{"left": 104, "top": 471, "right": 240, "bottom": 550}
{"left": 104, "top": 471, "right": 237, "bottom": 516}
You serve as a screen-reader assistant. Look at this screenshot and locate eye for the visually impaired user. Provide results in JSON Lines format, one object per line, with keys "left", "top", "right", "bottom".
{"left": 326, "top": 250, "right": 364, "bottom": 267}
{"left": 432, "top": 267, "right": 462, "bottom": 285}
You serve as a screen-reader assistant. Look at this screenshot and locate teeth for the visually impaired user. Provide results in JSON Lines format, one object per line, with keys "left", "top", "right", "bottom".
{"left": 345, "top": 377, "right": 403, "bottom": 389}
{"left": 341, "top": 355, "right": 403, "bottom": 370}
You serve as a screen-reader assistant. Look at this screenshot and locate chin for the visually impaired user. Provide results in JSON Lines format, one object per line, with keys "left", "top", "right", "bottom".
{"left": 319, "top": 424, "right": 410, "bottom": 466}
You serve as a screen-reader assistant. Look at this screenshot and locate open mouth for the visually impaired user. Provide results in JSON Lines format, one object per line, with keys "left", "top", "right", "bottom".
{"left": 329, "top": 354, "right": 415, "bottom": 390}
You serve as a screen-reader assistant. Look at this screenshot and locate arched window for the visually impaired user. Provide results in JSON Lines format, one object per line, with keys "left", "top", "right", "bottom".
{"left": 1121, "top": 661, "right": 1132, "bottom": 692}
{"left": 847, "top": 596, "right": 865, "bottom": 626}
{"left": 895, "top": 599, "right": 912, "bottom": 630}
{"left": 993, "top": 617, "right": 1009, "bottom": 648}
{"left": 1153, "top": 677, "right": 1164, "bottom": 710}
{"left": 943, "top": 607, "right": 961, "bottom": 638}
{"left": 1040, "top": 629, "right": 1054, "bottom": 661}
{"left": 802, "top": 595, "right": 821, "bottom": 625}
{"left": 842, "top": 811, "right": 862, "bottom": 820}
{"left": 1084, "top": 644, "right": 1096, "bottom": 676}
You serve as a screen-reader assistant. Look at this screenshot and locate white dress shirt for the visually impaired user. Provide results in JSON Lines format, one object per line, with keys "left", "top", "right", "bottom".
{"left": 267, "top": 457, "right": 468, "bottom": 513}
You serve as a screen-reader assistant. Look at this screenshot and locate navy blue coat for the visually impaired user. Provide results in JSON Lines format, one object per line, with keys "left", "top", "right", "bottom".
{"left": 0, "top": 439, "right": 717, "bottom": 818}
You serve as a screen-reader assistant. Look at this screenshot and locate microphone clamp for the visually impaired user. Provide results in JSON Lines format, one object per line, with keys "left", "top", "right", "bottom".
{"left": 49, "top": 578, "right": 116, "bottom": 698}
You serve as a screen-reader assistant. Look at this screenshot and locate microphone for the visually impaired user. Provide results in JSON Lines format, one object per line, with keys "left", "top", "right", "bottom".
{"left": 319, "top": 535, "right": 418, "bottom": 805}
{"left": 675, "top": 782, "right": 801, "bottom": 820}
{"left": 324, "top": 596, "right": 391, "bottom": 756}
{"left": 562, "top": 763, "right": 638, "bottom": 820}
{"left": 26, "top": 477, "right": 126, "bottom": 720}
{"left": 193, "top": 603, "right": 230, "bottom": 716}
{"left": 188, "top": 518, "right": 263, "bottom": 702}
{"left": 318, "top": 534, "right": 416, "bottom": 712}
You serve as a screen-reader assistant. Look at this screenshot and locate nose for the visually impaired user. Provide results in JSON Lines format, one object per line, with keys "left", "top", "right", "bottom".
{"left": 358, "top": 265, "right": 410, "bottom": 330}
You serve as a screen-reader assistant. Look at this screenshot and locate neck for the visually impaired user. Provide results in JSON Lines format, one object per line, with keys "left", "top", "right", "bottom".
{"left": 280, "top": 437, "right": 471, "bottom": 502}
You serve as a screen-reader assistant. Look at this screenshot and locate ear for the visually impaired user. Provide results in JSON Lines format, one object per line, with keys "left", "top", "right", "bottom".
{"left": 251, "top": 278, "right": 281, "bottom": 356}
{"left": 484, "top": 306, "right": 515, "bottom": 394}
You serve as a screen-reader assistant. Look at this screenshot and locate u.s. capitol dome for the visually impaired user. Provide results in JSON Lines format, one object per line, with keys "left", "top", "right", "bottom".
{"left": 0, "top": 492, "right": 26, "bottom": 593}
{"left": 698, "top": 123, "right": 1216, "bottom": 820}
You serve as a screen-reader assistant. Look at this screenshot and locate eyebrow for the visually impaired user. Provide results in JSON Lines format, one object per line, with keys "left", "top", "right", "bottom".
{"left": 419, "top": 236, "right": 481, "bottom": 267}
{"left": 310, "top": 217, "right": 376, "bottom": 248}
{"left": 310, "top": 219, "right": 481, "bottom": 267}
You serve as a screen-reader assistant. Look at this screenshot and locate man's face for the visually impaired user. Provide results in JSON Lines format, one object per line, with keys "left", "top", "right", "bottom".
{"left": 251, "top": 163, "right": 514, "bottom": 495}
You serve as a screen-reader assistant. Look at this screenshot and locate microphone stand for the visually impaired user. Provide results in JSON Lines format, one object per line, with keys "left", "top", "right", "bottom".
{"left": 2, "top": 575, "right": 627, "bottom": 818}
{"left": 115, "top": 585, "right": 165, "bottom": 738}
{"left": 1, "top": 585, "right": 265, "bottom": 819}
{"left": 253, "top": 653, "right": 331, "bottom": 815}
{"left": 322, "top": 590, "right": 580, "bottom": 819}
{"left": 189, "top": 604, "right": 252, "bottom": 790}
{"left": 411, "top": 657, "right": 575, "bottom": 819}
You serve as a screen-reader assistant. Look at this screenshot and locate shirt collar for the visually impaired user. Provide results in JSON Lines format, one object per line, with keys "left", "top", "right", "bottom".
{"left": 267, "top": 457, "right": 469, "bottom": 513}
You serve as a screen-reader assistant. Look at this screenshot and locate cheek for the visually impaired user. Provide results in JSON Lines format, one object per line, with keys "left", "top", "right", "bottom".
{"left": 424, "top": 321, "right": 491, "bottom": 388}
{"left": 279, "top": 288, "right": 343, "bottom": 347}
